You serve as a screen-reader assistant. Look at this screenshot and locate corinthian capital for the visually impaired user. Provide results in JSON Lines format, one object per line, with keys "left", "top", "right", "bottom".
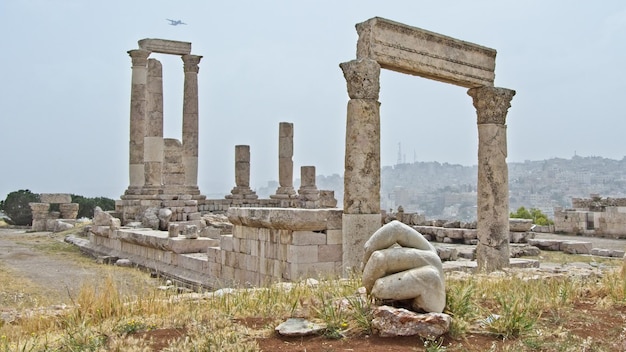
{"left": 340, "top": 59, "right": 381, "bottom": 100}
{"left": 468, "top": 87, "right": 516, "bottom": 125}
{"left": 182, "top": 55, "right": 203, "bottom": 74}
{"left": 128, "top": 49, "right": 151, "bottom": 67}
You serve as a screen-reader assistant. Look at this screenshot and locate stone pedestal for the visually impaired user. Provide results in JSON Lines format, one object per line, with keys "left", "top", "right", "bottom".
{"left": 59, "top": 203, "right": 79, "bottom": 219}
{"left": 468, "top": 86, "right": 515, "bottom": 272}
{"left": 227, "top": 145, "right": 258, "bottom": 199}
{"left": 340, "top": 58, "right": 382, "bottom": 274}
{"left": 298, "top": 166, "right": 320, "bottom": 209}
{"left": 29, "top": 203, "right": 50, "bottom": 231}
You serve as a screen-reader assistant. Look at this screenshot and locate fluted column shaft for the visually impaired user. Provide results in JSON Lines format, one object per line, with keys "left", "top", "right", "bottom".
{"left": 128, "top": 49, "right": 151, "bottom": 187}
{"left": 182, "top": 54, "right": 202, "bottom": 187}
{"left": 271, "top": 122, "right": 297, "bottom": 199}
{"left": 144, "top": 58, "right": 164, "bottom": 187}
{"left": 468, "top": 86, "right": 516, "bottom": 272}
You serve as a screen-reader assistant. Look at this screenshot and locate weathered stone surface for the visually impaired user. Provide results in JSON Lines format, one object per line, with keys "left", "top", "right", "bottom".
{"left": 40, "top": 193, "right": 72, "bottom": 204}
{"left": 184, "top": 224, "right": 199, "bottom": 239}
{"left": 436, "top": 246, "right": 458, "bottom": 261}
{"left": 527, "top": 239, "right": 563, "bottom": 251}
{"left": 363, "top": 221, "right": 445, "bottom": 313}
{"left": 371, "top": 306, "right": 450, "bottom": 339}
{"left": 138, "top": 38, "right": 191, "bottom": 55}
{"left": 93, "top": 206, "right": 114, "bottom": 226}
{"left": 356, "top": 17, "right": 496, "bottom": 88}
{"left": 339, "top": 59, "right": 381, "bottom": 100}
{"left": 53, "top": 221, "right": 74, "bottom": 232}
{"left": 228, "top": 207, "right": 341, "bottom": 231}
{"left": 343, "top": 99, "right": 381, "bottom": 214}
{"left": 158, "top": 208, "right": 172, "bottom": 231}
{"left": 510, "top": 231, "right": 533, "bottom": 243}
{"left": 140, "top": 207, "right": 160, "bottom": 229}
{"left": 561, "top": 241, "right": 592, "bottom": 255}
{"left": 509, "top": 218, "right": 534, "bottom": 232}
{"left": 275, "top": 318, "right": 326, "bottom": 337}
{"left": 115, "top": 258, "right": 133, "bottom": 267}
{"left": 509, "top": 245, "right": 540, "bottom": 258}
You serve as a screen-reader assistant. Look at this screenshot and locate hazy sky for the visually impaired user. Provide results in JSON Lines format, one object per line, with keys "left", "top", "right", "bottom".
{"left": 1, "top": 1, "right": 624, "bottom": 200}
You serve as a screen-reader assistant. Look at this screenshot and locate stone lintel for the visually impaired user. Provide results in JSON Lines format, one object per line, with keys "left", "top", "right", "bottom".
{"left": 356, "top": 17, "right": 496, "bottom": 88}
{"left": 227, "top": 207, "right": 343, "bottom": 231}
{"left": 40, "top": 193, "right": 72, "bottom": 204}
{"left": 138, "top": 38, "right": 191, "bottom": 55}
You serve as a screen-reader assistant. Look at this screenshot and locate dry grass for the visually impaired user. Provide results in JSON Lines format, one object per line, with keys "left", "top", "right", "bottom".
{"left": 2, "top": 230, "right": 626, "bottom": 351}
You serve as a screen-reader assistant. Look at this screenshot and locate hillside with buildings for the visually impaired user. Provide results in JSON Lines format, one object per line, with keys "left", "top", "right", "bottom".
{"left": 385, "top": 155, "right": 626, "bottom": 221}
{"left": 257, "top": 155, "right": 626, "bottom": 222}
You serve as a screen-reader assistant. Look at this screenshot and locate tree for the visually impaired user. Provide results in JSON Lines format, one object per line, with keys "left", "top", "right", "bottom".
{"left": 71, "top": 195, "right": 115, "bottom": 218}
{"left": 0, "top": 190, "right": 40, "bottom": 226}
{"left": 510, "top": 206, "right": 553, "bottom": 226}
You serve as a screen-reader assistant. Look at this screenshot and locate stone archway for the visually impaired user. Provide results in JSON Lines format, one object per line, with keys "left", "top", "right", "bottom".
{"left": 340, "top": 17, "right": 515, "bottom": 273}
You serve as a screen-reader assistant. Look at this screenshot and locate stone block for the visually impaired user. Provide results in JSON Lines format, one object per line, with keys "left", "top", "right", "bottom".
{"left": 326, "top": 230, "right": 343, "bottom": 245}
{"left": 527, "top": 239, "right": 563, "bottom": 251}
{"left": 561, "top": 241, "right": 592, "bottom": 255}
{"left": 446, "top": 228, "right": 465, "bottom": 240}
{"left": 138, "top": 38, "right": 191, "bottom": 55}
{"left": 40, "top": 193, "right": 72, "bottom": 204}
{"left": 318, "top": 244, "right": 342, "bottom": 262}
{"left": 227, "top": 207, "right": 342, "bottom": 231}
{"left": 206, "top": 247, "right": 221, "bottom": 263}
{"left": 612, "top": 250, "right": 625, "bottom": 258}
{"left": 509, "top": 218, "right": 534, "bottom": 232}
{"left": 289, "top": 262, "right": 337, "bottom": 281}
{"left": 220, "top": 235, "right": 234, "bottom": 252}
{"left": 250, "top": 239, "right": 261, "bottom": 257}
{"left": 292, "top": 231, "right": 327, "bottom": 245}
{"left": 355, "top": 17, "right": 496, "bottom": 88}
{"left": 287, "top": 245, "right": 318, "bottom": 263}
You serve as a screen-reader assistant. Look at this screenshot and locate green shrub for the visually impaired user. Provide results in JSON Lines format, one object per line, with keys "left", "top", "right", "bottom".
{"left": 71, "top": 195, "right": 115, "bottom": 218}
{"left": 0, "top": 190, "right": 40, "bottom": 226}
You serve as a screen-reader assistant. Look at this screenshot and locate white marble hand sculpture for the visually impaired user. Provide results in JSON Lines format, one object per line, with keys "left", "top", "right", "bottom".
{"left": 362, "top": 220, "right": 446, "bottom": 313}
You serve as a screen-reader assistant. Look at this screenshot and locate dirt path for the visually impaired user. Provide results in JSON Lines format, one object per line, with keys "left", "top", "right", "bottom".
{"left": 0, "top": 228, "right": 158, "bottom": 307}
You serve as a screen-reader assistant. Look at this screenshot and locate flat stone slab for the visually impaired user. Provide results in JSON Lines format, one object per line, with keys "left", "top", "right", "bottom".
{"left": 138, "top": 38, "right": 191, "bottom": 55}
{"left": 227, "top": 207, "right": 342, "bottom": 231}
{"left": 355, "top": 17, "right": 496, "bottom": 88}
{"left": 275, "top": 318, "right": 326, "bottom": 336}
{"left": 40, "top": 193, "right": 72, "bottom": 203}
{"left": 116, "top": 229, "right": 216, "bottom": 254}
{"left": 443, "top": 258, "right": 540, "bottom": 272}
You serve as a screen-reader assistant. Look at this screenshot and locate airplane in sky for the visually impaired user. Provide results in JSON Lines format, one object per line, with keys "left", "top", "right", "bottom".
{"left": 166, "top": 19, "right": 187, "bottom": 26}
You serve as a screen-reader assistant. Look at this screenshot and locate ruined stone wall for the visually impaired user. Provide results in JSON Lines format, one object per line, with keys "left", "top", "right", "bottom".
{"left": 553, "top": 209, "right": 590, "bottom": 235}
{"left": 88, "top": 207, "right": 343, "bottom": 288}
{"left": 597, "top": 207, "right": 626, "bottom": 239}
{"left": 572, "top": 197, "right": 626, "bottom": 210}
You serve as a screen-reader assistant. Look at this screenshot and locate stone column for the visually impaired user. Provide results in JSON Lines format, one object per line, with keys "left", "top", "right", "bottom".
{"left": 29, "top": 203, "right": 50, "bottom": 231}
{"left": 226, "top": 145, "right": 258, "bottom": 199}
{"left": 340, "top": 59, "right": 382, "bottom": 274}
{"left": 59, "top": 203, "right": 79, "bottom": 219}
{"left": 144, "top": 58, "right": 164, "bottom": 188}
{"left": 127, "top": 49, "right": 151, "bottom": 189}
{"left": 298, "top": 166, "right": 320, "bottom": 208}
{"left": 468, "top": 86, "right": 516, "bottom": 272}
{"left": 270, "top": 122, "right": 297, "bottom": 200}
{"left": 181, "top": 54, "right": 202, "bottom": 189}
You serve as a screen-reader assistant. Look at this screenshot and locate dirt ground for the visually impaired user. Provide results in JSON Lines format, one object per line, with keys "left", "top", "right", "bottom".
{"left": 2, "top": 227, "right": 626, "bottom": 351}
